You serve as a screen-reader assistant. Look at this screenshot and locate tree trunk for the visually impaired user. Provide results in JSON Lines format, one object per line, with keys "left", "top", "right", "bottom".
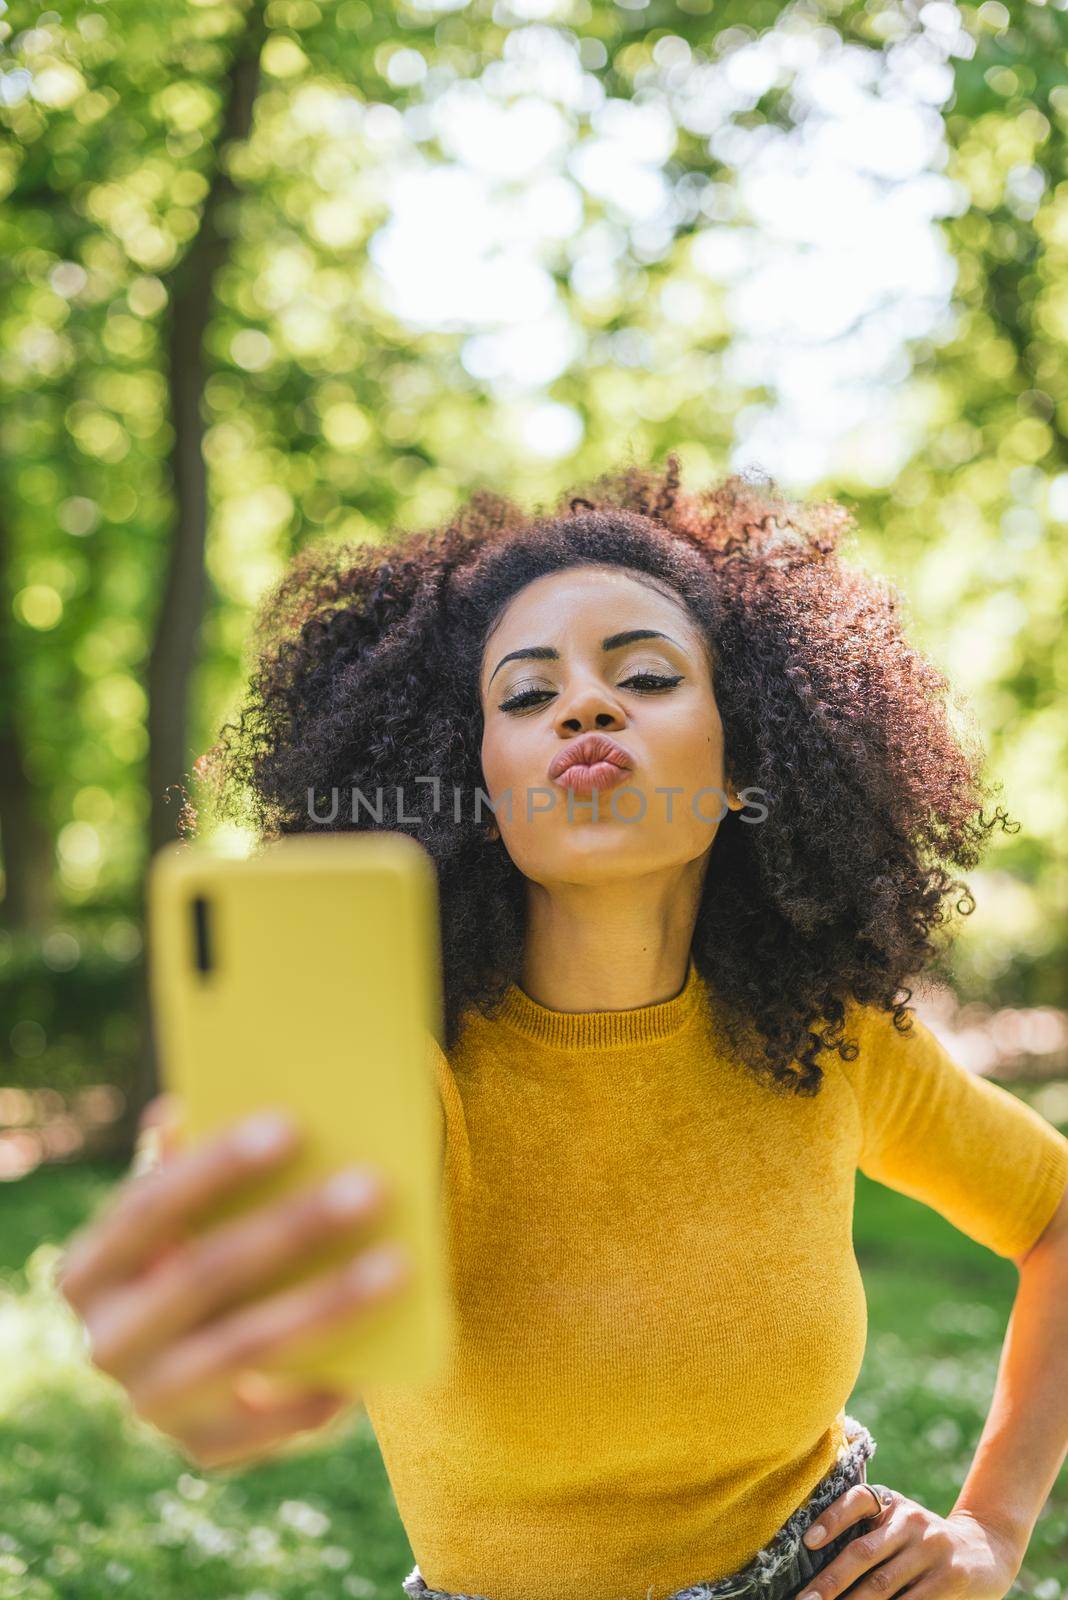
{"left": 114, "top": 11, "right": 266, "bottom": 1163}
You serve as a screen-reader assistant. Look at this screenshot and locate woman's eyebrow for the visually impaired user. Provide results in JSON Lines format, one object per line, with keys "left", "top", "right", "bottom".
{"left": 487, "top": 628, "right": 684, "bottom": 687}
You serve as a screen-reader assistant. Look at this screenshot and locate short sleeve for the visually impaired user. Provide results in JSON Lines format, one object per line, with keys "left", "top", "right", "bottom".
{"left": 836, "top": 999, "right": 1068, "bottom": 1260}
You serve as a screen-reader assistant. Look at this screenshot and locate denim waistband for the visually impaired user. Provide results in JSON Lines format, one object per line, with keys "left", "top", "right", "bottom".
{"left": 402, "top": 1414, "right": 878, "bottom": 1600}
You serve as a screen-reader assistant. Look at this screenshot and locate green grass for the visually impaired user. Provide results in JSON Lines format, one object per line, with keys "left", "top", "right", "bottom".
{"left": 1, "top": 1160, "right": 1066, "bottom": 1599}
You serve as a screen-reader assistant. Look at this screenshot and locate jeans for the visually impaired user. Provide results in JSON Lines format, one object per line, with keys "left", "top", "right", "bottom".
{"left": 402, "top": 1414, "right": 877, "bottom": 1600}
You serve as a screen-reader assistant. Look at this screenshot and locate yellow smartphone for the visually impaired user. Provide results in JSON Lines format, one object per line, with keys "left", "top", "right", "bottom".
{"left": 146, "top": 831, "right": 454, "bottom": 1394}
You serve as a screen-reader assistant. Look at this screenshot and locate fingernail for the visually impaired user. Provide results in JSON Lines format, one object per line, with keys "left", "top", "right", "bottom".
{"left": 322, "top": 1168, "right": 379, "bottom": 1216}
{"left": 804, "top": 1524, "right": 826, "bottom": 1547}
{"left": 350, "top": 1243, "right": 407, "bottom": 1292}
{"left": 798, "top": 1591, "right": 819, "bottom": 1600}
{"left": 234, "top": 1113, "right": 292, "bottom": 1157}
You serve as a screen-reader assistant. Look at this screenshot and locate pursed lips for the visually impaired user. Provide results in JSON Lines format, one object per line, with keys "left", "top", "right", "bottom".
{"left": 546, "top": 733, "right": 634, "bottom": 794}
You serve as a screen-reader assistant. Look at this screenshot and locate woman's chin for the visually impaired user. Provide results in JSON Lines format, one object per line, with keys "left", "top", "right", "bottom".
{"left": 517, "top": 827, "right": 683, "bottom": 883}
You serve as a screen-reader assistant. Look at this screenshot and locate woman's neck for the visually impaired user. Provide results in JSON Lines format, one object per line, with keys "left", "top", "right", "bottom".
{"left": 518, "top": 859, "right": 706, "bottom": 1013}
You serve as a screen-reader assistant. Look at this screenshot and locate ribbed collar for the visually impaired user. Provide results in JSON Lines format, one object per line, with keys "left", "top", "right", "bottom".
{"left": 492, "top": 959, "right": 704, "bottom": 1051}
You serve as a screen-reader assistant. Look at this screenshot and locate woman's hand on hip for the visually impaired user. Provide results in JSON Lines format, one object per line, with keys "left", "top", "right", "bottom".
{"left": 796, "top": 1483, "right": 1023, "bottom": 1600}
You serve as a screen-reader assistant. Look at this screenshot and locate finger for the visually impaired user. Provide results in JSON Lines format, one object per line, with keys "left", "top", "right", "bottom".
{"left": 83, "top": 1165, "right": 387, "bottom": 1375}
{"left": 845, "top": 1549, "right": 927, "bottom": 1600}
{"left": 157, "top": 1098, "right": 187, "bottom": 1164}
{"left": 138, "top": 1094, "right": 178, "bottom": 1135}
{"left": 126, "top": 1241, "right": 407, "bottom": 1427}
{"left": 131, "top": 1096, "right": 186, "bottom": 1178}
{"left": 878, "top": 1578, "right": 945, "bottom": 1600}
{"left": 58, "top": 1111, "right": 300, "bottom": 1307}
{"left": 796, "top": 1520, "right": 908, "bottom": 1600}
{"left": 178, "top": 1387, "right": 351, "bottom": 1473}
{"left": 141, "top": 1095, "right": 186, "bottom": 1161}
{"left": 804, "top": 1484, "right": 892, "bottom": 1548}
{"left": 231, "top": 1368, "right": 350, "bottom": 1412}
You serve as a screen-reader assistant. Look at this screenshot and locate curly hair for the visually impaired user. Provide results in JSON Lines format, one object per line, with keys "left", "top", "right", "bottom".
{"left": 191, "top": 453, "right": 1013, "bottom": 1094}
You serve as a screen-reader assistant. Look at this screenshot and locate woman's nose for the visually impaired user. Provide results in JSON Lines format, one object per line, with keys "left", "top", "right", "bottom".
{"left": 554, "top": 683, "right": 626, "bottom": 734}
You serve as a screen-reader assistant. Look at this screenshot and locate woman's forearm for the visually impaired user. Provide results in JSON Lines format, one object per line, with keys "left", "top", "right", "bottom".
{"left": 950, "top": 1233, "right": 1068, "bottom": 1562}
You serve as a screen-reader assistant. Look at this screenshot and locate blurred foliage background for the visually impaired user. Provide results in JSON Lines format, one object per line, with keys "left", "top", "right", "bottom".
{"left": 2, "top": 0, "right": 1067, "bottom": 1177}
{"left": 4, "top": 1, "right": 1068, "bottom": 1592}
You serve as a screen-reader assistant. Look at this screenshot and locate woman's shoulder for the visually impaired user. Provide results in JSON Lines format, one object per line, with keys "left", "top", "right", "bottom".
{"left": 809, "top": 992, "right": 944, "bottom": 1112}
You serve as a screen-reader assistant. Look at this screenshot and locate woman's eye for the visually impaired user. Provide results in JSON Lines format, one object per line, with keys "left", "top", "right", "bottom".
{"left": 620, "top": 672, "right": 684, "bottom": 692}
{"left": 498, "top": 687, "right": 553, "bottom": 712}
{"left": 498, "top": 671, "right": 683, "bottom": 713}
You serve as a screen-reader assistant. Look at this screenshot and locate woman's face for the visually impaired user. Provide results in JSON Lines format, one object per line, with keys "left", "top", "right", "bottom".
{"left": 478, "top": 564, "right": 741, "bottom": 886}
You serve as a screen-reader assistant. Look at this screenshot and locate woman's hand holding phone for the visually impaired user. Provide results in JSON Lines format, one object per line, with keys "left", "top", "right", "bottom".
{"left": 55, "top": 1093, "right": 410, "bottom": 1472}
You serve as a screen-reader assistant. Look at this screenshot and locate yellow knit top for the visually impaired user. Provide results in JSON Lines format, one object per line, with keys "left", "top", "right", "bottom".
{"left": 360, "top": 958, "right": 1068, "bottom": 1600}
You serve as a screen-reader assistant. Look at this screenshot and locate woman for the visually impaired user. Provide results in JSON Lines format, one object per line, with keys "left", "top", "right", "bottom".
{"left": 60, "top": 458, "right": 1068, "bottom": 1600}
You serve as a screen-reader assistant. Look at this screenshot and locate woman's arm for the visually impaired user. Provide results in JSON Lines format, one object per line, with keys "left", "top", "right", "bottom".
{"left": 799, "top": 1177, "right": 1068, "bottom": 1600}
{"left": 948, "top": 1174, "right": 1068, "bottom": 1558}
